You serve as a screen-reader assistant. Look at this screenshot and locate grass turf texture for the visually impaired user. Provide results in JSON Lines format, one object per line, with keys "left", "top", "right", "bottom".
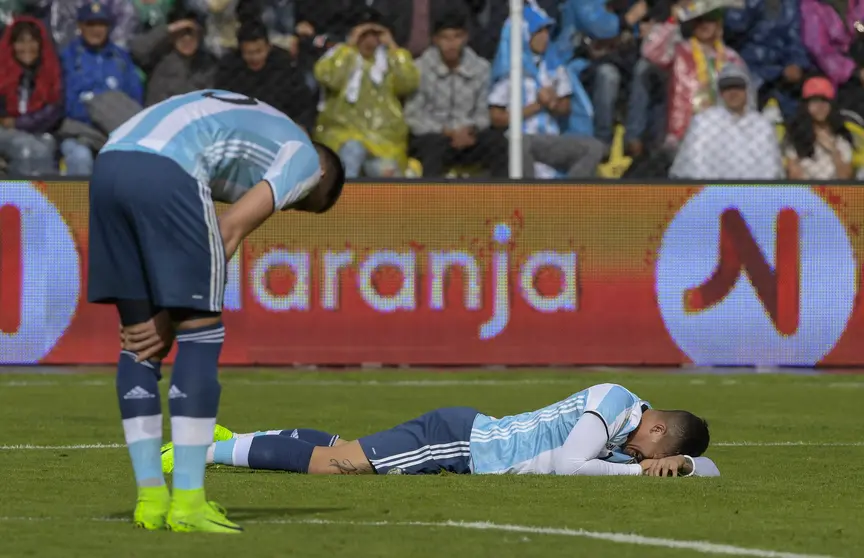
{"left": 0, "top": 369, "right": 861, "bottom": 558}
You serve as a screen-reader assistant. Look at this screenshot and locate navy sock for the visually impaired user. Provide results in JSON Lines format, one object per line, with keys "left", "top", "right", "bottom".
{"left": 281, "top": 428, "right": 340, "bottom": 447}
{"left": 247, "top": 435, "right": 316, "bottom": 473}
{"left": 169, "top": 322, "right": 224, "bottom": 492}
{"left": 116, "top": 351, "right": 164, "bottom": 487}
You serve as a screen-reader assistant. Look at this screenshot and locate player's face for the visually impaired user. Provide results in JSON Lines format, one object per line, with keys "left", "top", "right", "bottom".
{"left": 13, "top": 31, "right": 40, "bottom": 67}
{"left": 80, "top": 21, "right": 109, "bottom": 47}
{"left": 623, "top": 419, "right": 668, "bottom": 461}
{"left": 434, "top": 28, "right": 467, "bottom": 66}
{"left": 240, "top": 38, "right": 270, "bottom": 72}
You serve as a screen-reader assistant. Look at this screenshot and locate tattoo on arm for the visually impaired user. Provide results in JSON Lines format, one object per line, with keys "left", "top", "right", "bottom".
{"left": 328, "top": 458, "right": 373, "bottom": 475}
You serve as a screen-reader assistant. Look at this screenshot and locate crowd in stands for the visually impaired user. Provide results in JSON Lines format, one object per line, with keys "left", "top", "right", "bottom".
{"left": 0, "top": 0, "right": 862, "bottom": 180}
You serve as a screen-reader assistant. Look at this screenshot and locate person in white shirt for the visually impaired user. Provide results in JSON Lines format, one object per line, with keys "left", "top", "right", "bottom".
{"left": 670, "top": 64, "right": 783, "bottom": 180}
{"left": 785, "top": 77, "right": 854, "bottom": 181}
{"left": 161, "top": 383, "right": 721, "bottom": 478}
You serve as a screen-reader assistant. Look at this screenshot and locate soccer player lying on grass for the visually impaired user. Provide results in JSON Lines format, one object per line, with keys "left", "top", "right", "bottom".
{"left": 162, "top": 383, "right": 720, "bottom": 477}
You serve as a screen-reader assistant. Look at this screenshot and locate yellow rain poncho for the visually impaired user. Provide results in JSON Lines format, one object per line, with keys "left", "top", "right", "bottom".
{"left": 313, "top": 43, "right": 419, "bottom": 171}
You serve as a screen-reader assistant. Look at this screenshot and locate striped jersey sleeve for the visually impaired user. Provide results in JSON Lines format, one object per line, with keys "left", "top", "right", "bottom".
{"left": 100, "top": 90, "right": 319, "bottom": 207}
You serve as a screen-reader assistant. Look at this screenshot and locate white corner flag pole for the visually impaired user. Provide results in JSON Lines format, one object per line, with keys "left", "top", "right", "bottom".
{"left": 508, "top": 0, "right": 524, "bottom": 179}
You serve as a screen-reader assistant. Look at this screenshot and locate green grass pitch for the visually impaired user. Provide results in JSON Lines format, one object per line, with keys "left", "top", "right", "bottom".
{"left": 0, "top": 369, "right": 862, "bottom": 558}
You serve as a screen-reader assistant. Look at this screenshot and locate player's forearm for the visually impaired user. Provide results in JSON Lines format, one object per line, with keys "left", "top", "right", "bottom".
{"left": 554, "top": 458, "right": 642, "bottom": 476}
{"left": 218, "top": 181, "right": 275, "bottom": 260}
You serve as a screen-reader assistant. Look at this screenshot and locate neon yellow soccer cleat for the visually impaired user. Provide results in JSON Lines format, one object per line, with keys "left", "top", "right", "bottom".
{"left": 166, "top": 498, "right": 243, "bottom": 534}
{"left": 213, "top": 424, "right": 235, "bottom": 443}
{"left": 161, "top": 424, "right": 235, "bottom": 474}
{"left": 133, "top": 485, "right": 171, "bottom": 530}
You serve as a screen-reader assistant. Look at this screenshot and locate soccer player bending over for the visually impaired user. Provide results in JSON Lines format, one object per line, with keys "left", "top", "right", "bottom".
{"left": 162, "top": 383, "right": 720, "bottom": 478}
{"left": 87, "top": 90, "right": 346, "bottom": 533}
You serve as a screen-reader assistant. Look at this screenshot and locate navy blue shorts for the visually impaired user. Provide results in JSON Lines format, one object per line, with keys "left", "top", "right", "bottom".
{"left": 87, "top": 150, "right": 226, "bottom": 312}
{"left": 358, "top": 407, "right": 479, "bottom": 475}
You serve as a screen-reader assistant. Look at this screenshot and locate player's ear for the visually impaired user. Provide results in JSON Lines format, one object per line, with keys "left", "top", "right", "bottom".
{"left": 650, "top": 422, "right": 667, "bottom": 436}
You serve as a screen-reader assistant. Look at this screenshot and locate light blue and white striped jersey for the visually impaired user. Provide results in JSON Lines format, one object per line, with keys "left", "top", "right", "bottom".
{"left": 469, "top": 384, "right": 649, "bottom": 474}
{"left": 101, "top": 90, "right": 321, "bottom": 209}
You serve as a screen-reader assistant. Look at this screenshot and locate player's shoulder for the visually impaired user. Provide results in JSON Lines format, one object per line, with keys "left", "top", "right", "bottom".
{"left": 581, "top": 384, "right": 641, "bottom": 409}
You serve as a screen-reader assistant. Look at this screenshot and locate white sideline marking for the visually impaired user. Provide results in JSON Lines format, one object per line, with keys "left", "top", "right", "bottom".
{"left": 1, "top": 378, "right": 863, "bottom": 388}
{"left": 1, "top": 441, "right": 863, "bottom": 451}
{"left": 0, "top": 517, "right": 836, "bottom": 558}
{"left": 714, "top": 442, "right": 864, "bottom": 447}
{"left": 0, "top": 443, "right": 125, "bottom": 450}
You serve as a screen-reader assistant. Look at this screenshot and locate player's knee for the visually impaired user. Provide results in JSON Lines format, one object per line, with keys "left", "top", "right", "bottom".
{"left": 116, "top": 299, "right": 162, "bottom": 327}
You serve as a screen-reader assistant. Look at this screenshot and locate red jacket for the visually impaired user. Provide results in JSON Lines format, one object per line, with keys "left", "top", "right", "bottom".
{"left": 642, "top": 22, "right": 745, "bottom": 145}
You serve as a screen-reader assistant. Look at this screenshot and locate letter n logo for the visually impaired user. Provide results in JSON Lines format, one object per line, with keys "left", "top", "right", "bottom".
{"left": 682, "top": 208, "right": 799, "bottom": 335}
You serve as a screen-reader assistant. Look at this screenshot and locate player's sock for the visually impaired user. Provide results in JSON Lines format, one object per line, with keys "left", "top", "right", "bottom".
{"left": 231, "top": 428, "right": 339, "bottom": 446}
{"left": 285, "top": 428, "right": 340, "bottom": 446}
{"left": 209, "top": 435, "right": 315, "bottom": 472}
{"left": 169, "top": 323, "right": 224, "bottom": 504}
{"left": 116, "top": 351, "right": 165, "bottom": 489}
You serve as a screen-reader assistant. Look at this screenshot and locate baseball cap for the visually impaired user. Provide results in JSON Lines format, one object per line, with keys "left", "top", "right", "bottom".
{"left": 717, "top": 64, "right": 749, "bottom": 90}
{"left": 802, "top": 77, "right": 835, "bottom": 101}
{"left": 78, "top": 1, "right": 111, "bottom": 24}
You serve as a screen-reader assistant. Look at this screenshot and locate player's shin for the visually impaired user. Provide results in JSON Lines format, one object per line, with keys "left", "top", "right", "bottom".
{"left": 169, "top": 322, "right": 224, "bottom": 507}
{"left": 209, "top": 435, "right": 315, "bottom": 473}
{"left": 117, "top": 351, "right": 166, "bottom": 489}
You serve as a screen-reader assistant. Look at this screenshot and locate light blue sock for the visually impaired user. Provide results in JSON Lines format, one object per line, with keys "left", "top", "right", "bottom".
{"left": 212, "top": 438, "right": 237, "bottom": 465}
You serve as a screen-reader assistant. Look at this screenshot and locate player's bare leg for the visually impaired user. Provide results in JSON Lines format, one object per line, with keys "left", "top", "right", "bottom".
{"left": 309, "top": 441, "right": 375, "bottom": 475}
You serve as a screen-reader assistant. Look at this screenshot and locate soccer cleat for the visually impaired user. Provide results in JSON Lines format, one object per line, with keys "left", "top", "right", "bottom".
{"left": 213, "top": 424, "right": 235, "bottom": 443}
{"left": 133, "top": 485, "right": 171, "bottom": 530}
{"left": 166, "top": 499, "right": 243, "bottom": 534}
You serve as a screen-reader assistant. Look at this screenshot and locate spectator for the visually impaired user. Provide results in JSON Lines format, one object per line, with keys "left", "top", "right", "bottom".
{"left": 59, "top": 1, "right": 143, "bottom": 175}
{"left": 314, "top": 9, "right": 419, "bottom": 178}
{"left": 186, "top": 0, "right": 241, "bottom": 58}
{"left": 784, "top": 76, "right": 853, "bottom": 180}
{"left": 295, "top": 0, "right": 486, "bottom": 58}
{"left": 670, "top": 64, "right": 781, "bottom": 179}
{"left": 556, "top": 0, "right": 649, "bottom": 151}
{"left": 127, "top": 0, "right": 193, "bottom": 73}
{"left": 643, "top": 8, "right": 745, "bottom": 151}
{"left": 724, "top": 0, "right": 810, "bottom": 120}
{"left": 49, "top": 0, "right": 136, "bottom": 49}
{"left": 145, "top": 8, "right": 216, "bottom": 106}
{"left": 801, "top": 0, "right": 864, "bottom": 120}
{"left": 404, "top": 11, "right": 507, "bottom": 177}
{"left": 624, "top": 0, "right": 679, "bottom": 159}
{"left": 470, "top": 0, "right": 559, "bottom": 61}
{"left": 242, "top": 0, "right": 299, "bottom": 53}
{"left": 216, "top": 19, "right": 316, "bottom": 129}
{"left": 0, "top": 16, "right": 61, "bottom": 175}
{"left": 489, "top": 3, "right": 604, "bottom": 178}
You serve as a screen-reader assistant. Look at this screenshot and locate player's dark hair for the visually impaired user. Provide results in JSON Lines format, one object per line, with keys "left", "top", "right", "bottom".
{"left": 664, "top": 411, "right": 710, "bottom": 457}
{"left": 312, "top": 141, "right": 345, "bottom": 213}
{"left": 237, "top": 19, "right": 269, "bottom": 44}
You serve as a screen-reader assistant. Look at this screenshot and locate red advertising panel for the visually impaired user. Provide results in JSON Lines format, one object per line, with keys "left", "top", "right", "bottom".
{"left": 1, "top": 181, "right": 862, "bottom": 366}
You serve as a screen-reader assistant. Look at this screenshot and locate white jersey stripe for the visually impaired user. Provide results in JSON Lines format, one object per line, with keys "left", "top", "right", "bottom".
{"left": 137, "top": 97, "right": 286, "bottom": 152}
{"left": 370, "top": 441, "right": 470, "bottom": 466}
{"left": 392, "top": 449, "right": 473, "bottom": 470}
{"left": 470, "top": 401, "right": 584, "bottom": 441}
